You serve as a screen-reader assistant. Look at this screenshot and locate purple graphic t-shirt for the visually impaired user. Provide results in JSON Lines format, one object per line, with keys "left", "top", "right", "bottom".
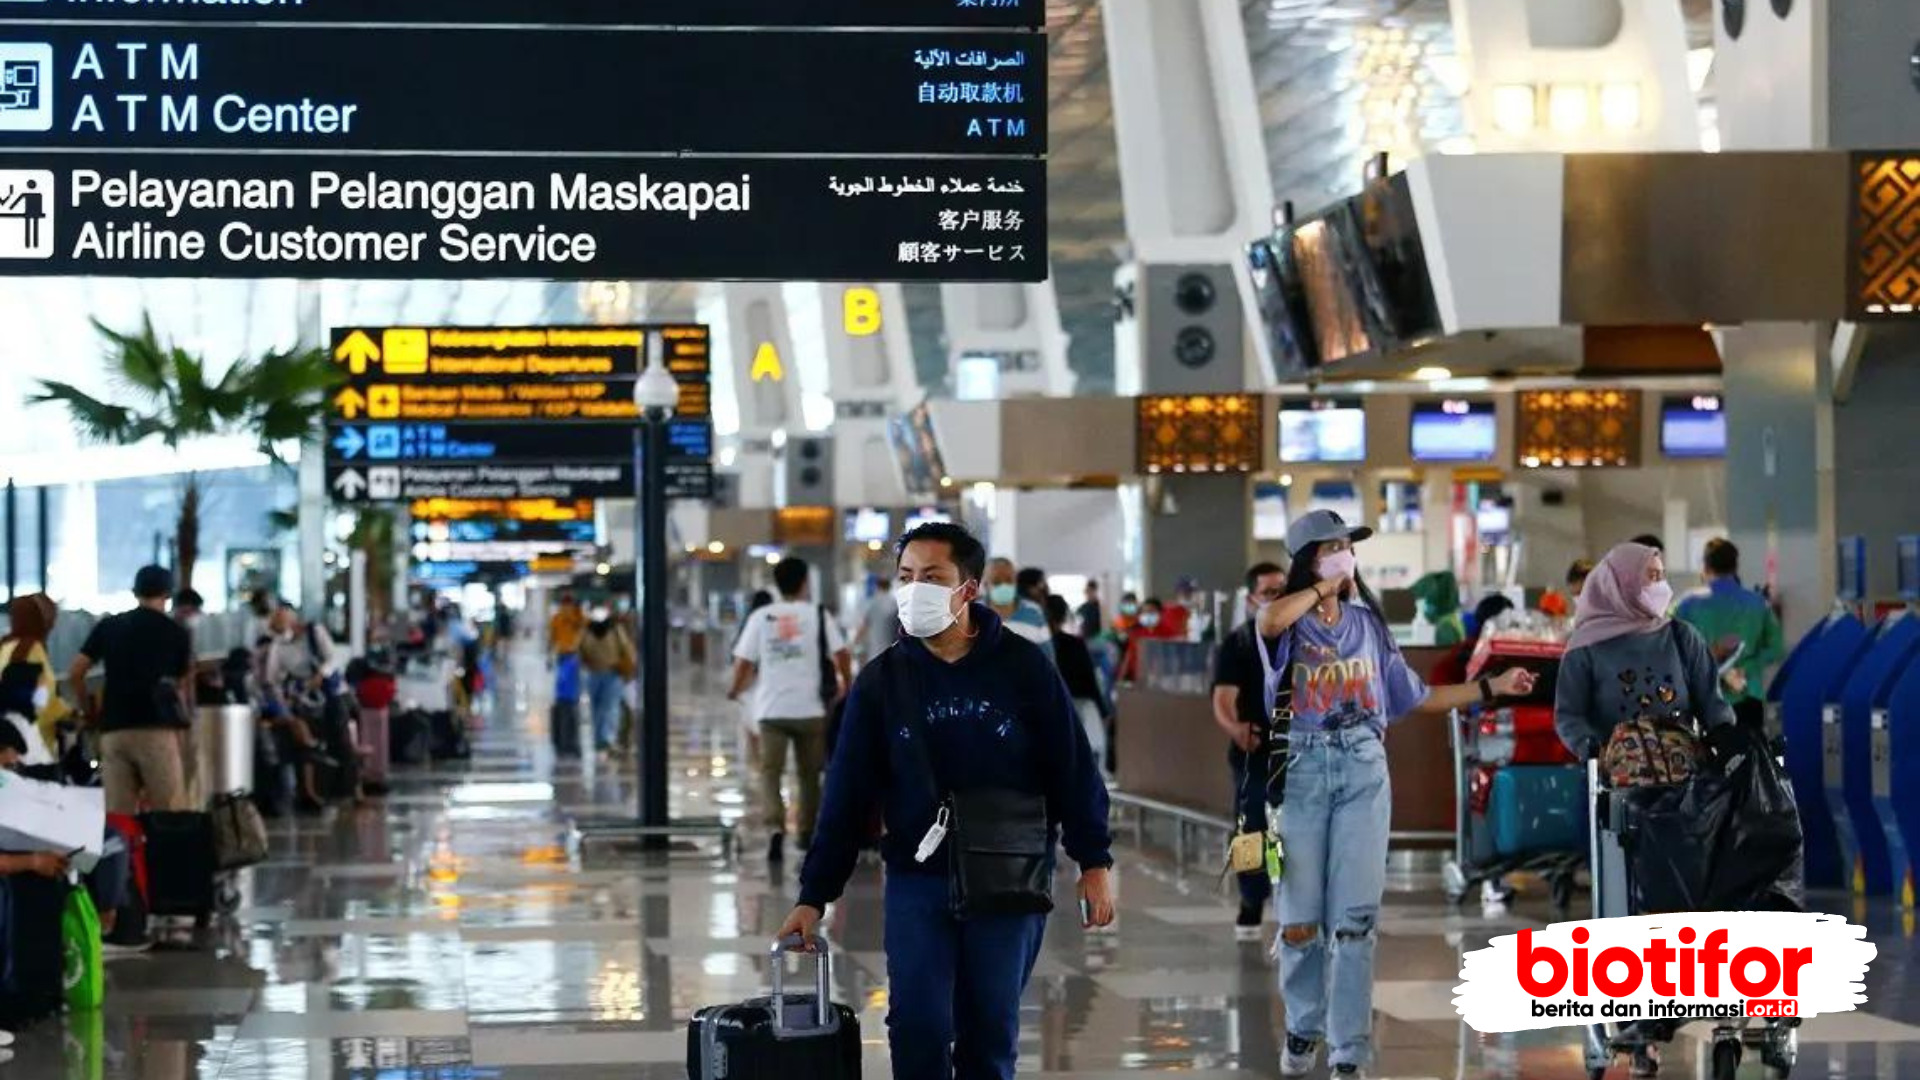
{"left": 1260, "top": 604, "right": 1430, "bottom": 735}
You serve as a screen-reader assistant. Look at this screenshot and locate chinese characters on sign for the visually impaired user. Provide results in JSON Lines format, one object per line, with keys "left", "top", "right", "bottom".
{"left": 0, "top": 12, "right": 1047, "bottom": 282}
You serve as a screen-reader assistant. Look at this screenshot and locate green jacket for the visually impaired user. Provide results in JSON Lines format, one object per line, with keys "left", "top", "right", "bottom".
{"left": 1674, "top": 578, "right": 1784, "bottom": 704}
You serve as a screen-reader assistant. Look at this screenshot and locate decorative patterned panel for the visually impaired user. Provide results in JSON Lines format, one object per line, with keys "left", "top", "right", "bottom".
{"left": 1136, "top": 394, "right": 1262, "bottom": 475}
{"left": 1516, "top": 389, "right": 1642, "bottom": 469}
{"left": 1853, "top": 155, "right": 1920, "bottom": 317}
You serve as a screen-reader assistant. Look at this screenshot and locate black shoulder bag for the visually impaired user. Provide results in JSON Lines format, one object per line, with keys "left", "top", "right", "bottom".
{"left": 1253, "top": 625, "right": 1296, "bottom": 808}
{"left": 815, "top": 606, "right": 839, "bottom": 712}
{"left": 880, "top": 647, "right": 1055, "bottom": 920}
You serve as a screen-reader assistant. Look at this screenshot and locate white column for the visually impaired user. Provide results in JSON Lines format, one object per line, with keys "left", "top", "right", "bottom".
{"left": 1102, "top": 0, "right": 1274, "bottom": 389}
{"left": 295, "top": 280, "right": 327, "bottom": 614}
{"left": 939, "top": 274, "right": 1074, "bottom": 397}
{"left": 796, "top": 283, "right": 923, "bottom": 505}
{"left": 704, "top": 284, "right": 806, "bottom": 510}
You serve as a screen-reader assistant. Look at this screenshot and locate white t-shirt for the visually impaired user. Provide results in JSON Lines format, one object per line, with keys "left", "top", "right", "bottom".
{"left": 732, "top": 601, "right": 847, "bottom": 723}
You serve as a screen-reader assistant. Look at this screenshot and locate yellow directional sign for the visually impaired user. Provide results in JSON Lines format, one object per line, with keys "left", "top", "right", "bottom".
{"left": 383, "top": 328, "right": 430, "bottom": 375}
{"left": 333, "top": 387, "right": 368, "bottom": 420}
{"left": 368, "top": 385, "right": 402, "bottom": 419}
{"left": 750, "top": 341, "right": 785, "bottom": 383}
{"left": 334, "top": 330, "right": 381, "bottom": 374}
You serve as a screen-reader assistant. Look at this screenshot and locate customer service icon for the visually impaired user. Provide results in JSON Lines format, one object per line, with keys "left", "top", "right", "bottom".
{"left": 0, "top": 168, "right": 52, "bottom": 258}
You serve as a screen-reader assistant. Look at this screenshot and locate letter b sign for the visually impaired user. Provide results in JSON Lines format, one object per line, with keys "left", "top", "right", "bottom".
{"left": 843, "top": 287, "right": 882, "bottom": 337}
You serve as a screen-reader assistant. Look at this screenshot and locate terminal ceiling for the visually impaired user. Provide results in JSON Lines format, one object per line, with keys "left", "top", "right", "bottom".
{"left": 0, "top": 0, "right": 1718, "bottom": 458}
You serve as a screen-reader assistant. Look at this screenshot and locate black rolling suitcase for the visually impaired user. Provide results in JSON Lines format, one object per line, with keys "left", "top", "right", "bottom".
{"left": 688, "top": 938, "right": 860, "bottom": 1080}
{"left": 0, "top": 875, "right": 69, "bottom": 1027}
{"left": 390, "top": 708, "right": 432, "bottom": 766}
{"left": 550, "top": 699, "right": 581, "bottom": 758}
{"left": 139, "top": 811, "right": 218, "bottom": 919}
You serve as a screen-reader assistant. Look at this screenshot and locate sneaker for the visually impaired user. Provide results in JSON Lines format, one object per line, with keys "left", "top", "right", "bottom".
{"left": 102, "top": 939, "right": 153, "bottom": 960}
{"left": 1333, "top": 1065, "right": 1367, "bottom": 1079}
{"left": 768, "top": 833, "right": 786, "bottom": 863}
{"left": 1234, "top": 902, "right": 1263, "bottom": 942}
{"left": 1279, "top": 1034, "right": 1320, "bottom": 1077}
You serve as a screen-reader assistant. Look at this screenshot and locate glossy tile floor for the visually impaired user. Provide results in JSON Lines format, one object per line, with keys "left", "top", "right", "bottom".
{"left": 17, "top": 647, "right": 1920, "bottom": 1079}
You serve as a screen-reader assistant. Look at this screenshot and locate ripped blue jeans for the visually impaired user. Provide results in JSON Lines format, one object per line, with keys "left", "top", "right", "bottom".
{"left": 1274, "top": 727, "right": 1391, "bottom": 1069}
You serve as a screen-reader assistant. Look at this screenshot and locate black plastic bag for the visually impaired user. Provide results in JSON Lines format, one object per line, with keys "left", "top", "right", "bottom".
{"left": 1704, "top": 726, "right": 1803, "bottom": 908}
{"left": 1622, "top": 727, "right": 1802, "bottom": 913}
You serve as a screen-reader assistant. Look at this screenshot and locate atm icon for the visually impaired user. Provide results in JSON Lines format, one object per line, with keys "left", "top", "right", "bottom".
{"left": 367, "top": 425, "right": 402, "bottom": 460}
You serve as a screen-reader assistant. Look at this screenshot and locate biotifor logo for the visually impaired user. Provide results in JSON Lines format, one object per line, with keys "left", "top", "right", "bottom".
{"left": 1454, "top": 912, "right": 1877, "bottom": 1033}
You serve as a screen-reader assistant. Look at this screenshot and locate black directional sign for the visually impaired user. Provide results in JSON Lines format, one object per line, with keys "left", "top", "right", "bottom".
{"left": 20, "top": 0, "right": 1042, "bottom": 29}
{"left": 0, "top": 7, "right": 1048, "bottom": 282}
{"left": 323, "top": 326, "right": 714, "bottom": 505}
{"left": 0, "top": 155, "right": 1044, "bottom": 281}
{"left": 9, "top": 28, "right": 1044, "bottom": 157}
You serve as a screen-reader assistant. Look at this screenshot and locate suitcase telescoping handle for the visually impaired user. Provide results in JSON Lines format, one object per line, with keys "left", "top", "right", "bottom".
{"left": 769, "top": 934, "right": 833, "bottom": 1032}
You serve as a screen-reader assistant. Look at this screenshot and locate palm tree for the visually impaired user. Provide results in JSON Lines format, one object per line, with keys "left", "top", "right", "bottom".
{"left": 29, "top": 314, "right": 340, "bottom": 592}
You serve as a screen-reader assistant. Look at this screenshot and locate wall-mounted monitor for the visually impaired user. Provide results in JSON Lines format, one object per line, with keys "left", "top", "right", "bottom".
{"left": 903, "top": 506, "right": 952, "bottom": 533}
{"left": 843, "top": 507, "right": 892, "bottom": 544}
{"left": 1410, "top": 399, "right": 1498, "bottom": 463}
{"left": 1248, "top": 234, "right": 1320, "bottom": 379}
{"left": 1290, "top": 208, "right": 1374, "bottom": 366}
{"left": 1278, "top": 397, "right": 1367, "bottom": 464}
{"left": 887, "top": 400, "right": 949, "bottom": 499}
{"left": 1252, "top": 482, "right": 1289, "bottom": 541}
{"left": 1354, "top": 173, "right": 1444, "bottom": 347}
{"left": 1660, "top": 394, "right": 1728, "bottom": 460}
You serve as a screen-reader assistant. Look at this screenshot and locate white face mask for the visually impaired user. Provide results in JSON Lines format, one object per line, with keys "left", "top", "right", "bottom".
{"left": 1316, "top": 548, "right": 1357, "bottom": 583}
{"left": 1138, "top": 612, "right": 1161, "bottom": 629}
{"left": 1641, "top": 580, "right": 1673, "bottom": 615}
{"left": 896, "top": 581, "right": 962, "bottom": 638}
{"left": 30, "top": 687, "right": 48, "bottom": 710}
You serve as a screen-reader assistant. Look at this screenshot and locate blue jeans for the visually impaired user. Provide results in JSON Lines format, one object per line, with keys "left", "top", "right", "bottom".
{"left": 884, "top": 870, "right": 1047, "bottom": 1080}
{"left": 1275, "top": 728, "right": 1391, "bottom": 1069}
{"left": 1230, "top": 743, "right": 1273, "bottom": 907}
{"left": 586, "top": 671, "right": 623, "bottom": 750}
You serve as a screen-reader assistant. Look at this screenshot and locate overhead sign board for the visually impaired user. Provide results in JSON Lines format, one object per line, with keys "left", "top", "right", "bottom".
{"left": 4, "top": 29, "right": 1043, "bottom": 157}
{"left": 324, "top": 325, "right": 713, "bottom": 505}
{"left": 21, "top": 0, "right": 1042, "bottom": 28}
{"left": 0, "top": 155, "right": 1044, "bottom": 280}
{"left": 0, "top": 8, "right": 1048, "bottom": 283}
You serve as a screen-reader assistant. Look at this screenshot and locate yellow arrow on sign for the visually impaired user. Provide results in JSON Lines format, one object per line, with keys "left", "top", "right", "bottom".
{"left": 334, "top": 330, "right": 381, "bottom": 374}
{"left": 334, "top": 387, "right": 368, "bottom": 420}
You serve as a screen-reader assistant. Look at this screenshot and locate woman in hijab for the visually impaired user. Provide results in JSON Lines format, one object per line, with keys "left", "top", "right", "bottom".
{"left": 1554, "top": 541, "right": 1735, "bottom": 762}
{"left": 0, "top": 594, "right": 69, "bottom": 750}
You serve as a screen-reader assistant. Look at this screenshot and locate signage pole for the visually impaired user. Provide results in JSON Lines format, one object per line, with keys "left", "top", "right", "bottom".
{"left": 639, "top": 409, "right": 672, "bottom": 836}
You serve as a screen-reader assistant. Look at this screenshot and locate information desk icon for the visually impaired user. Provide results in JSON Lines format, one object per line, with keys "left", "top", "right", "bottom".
{"left": 0, "top": 167, "right": 52, "bottom": 259}
{"left": 369, "top": 467, "right": 402, "bottom": 501}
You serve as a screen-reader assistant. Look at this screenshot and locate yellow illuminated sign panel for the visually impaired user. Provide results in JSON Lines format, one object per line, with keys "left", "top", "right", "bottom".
{"left": 844, "top": 287, "right": 882, "bottom": 337}
{"left": 750, "top": 342, "right": 785, "bottom": 383}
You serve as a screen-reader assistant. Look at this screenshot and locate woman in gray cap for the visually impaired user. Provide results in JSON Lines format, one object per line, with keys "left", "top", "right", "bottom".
{"left": 1254, "top": 510, "right": 1536, "bottom": 1079}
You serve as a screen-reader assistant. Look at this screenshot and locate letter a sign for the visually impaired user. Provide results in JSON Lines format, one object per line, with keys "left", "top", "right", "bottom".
{"left": 750, "top": 341, "right": 785, "bottom": 383}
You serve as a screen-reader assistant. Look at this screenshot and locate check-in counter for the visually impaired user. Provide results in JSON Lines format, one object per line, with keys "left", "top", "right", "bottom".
{"left": 1115, "top": 639, "right": 1456, "bottom": 847}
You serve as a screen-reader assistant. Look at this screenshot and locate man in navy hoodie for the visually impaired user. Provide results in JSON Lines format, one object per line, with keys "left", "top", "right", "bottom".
{"left": 778, "top": 521, "right": 1115, "bottom": 1080}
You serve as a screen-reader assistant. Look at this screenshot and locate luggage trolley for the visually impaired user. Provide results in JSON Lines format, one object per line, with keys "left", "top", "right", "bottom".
{"left": 1581, "top": 757, "right": 1800, "bottom": 1080}
{"left": 1442, "top": 630, "right": 1585, "bottom": 911}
